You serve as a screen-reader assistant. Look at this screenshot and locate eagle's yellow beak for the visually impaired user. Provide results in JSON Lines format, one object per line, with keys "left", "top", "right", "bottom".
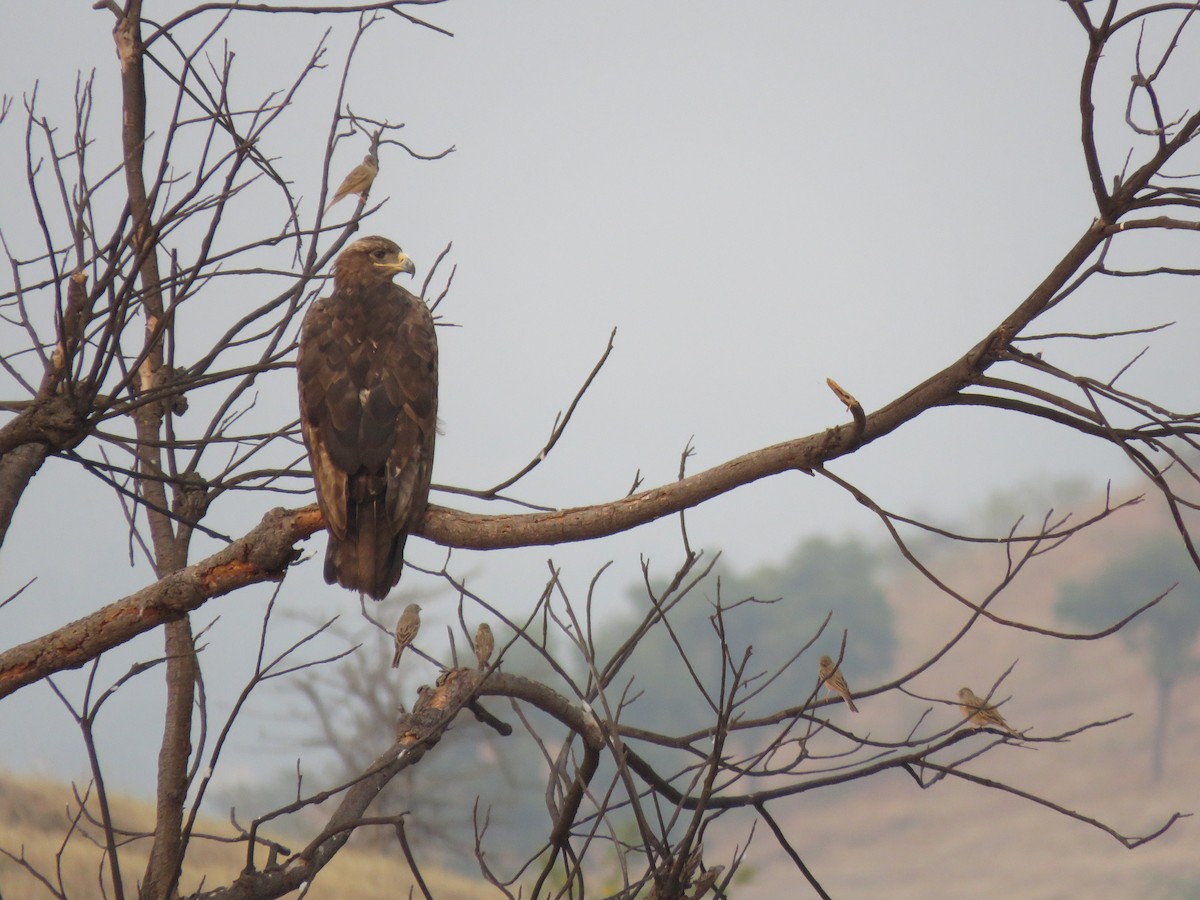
{"left": 377, "top": 252, "right": 415, "bottom": 277}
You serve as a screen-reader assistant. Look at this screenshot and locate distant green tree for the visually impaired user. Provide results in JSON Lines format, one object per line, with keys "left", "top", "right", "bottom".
{"left": 599, "top": 535, "right": 895, "bottom": 739}
{"left": 973, "top": 477, "right": 1092, "bottom": 536}
{"left": 721, "top": 535, "right": 896, "bottom": 681}
{"left": 1058, "top": 536, "right": 1200, "bottom": 779}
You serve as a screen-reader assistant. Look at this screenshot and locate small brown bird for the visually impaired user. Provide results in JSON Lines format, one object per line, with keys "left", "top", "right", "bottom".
{"left": 474, "top": 622, "right": 495, "bottom": 670}
{"left": 958, "top": 686, "right": 1018, "bottom": 735}
{"left": 391, "top": 603, "right": 422, "bottom": 668}
{"left": 690, "top": 865, "right": 724, "bottom": 899}
{"left": 326, "top": 152, "right": 379, "bottom": 211}
{"left": 818, "top": 655, "right": 859, "bottom": 713}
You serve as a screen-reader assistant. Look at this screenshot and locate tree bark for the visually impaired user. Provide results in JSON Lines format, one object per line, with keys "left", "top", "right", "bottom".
{"left": 0, "top": 443, "right": 49, "bottom": 549}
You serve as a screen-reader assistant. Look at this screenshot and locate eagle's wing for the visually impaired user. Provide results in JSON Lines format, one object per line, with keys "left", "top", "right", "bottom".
{"left": 383, "top": 287, "right": 438, "bottom": 532}
{"left": 297, "top": 295, "right": 349, "bottom": 540}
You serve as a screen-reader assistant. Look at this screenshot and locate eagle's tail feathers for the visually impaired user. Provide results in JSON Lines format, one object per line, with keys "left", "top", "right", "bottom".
{"left": 324, "top": 494, "right": 405, "bottom": 600}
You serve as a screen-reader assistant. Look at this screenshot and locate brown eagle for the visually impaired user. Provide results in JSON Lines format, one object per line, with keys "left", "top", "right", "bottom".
{"left": 297, "top": 236, "right": 438, "bottom": 599}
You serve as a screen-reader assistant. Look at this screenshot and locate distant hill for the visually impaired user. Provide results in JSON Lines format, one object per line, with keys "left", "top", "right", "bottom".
{"left": 736, "top": 492, "right": 1200, "bottom": 898}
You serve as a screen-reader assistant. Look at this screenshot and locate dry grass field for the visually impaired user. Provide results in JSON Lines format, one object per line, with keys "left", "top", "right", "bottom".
{"left": 0, "top": 774, "right": 486, "bottom": 898}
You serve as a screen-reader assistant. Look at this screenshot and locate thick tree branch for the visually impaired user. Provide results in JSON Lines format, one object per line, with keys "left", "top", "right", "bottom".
{"left": 109, "top": 2, "right": 201, "bottom": 894}
{"left": 0, "top": 443, "right": 51, "bottom": 548}
{"left": 0, "top": 216, "right": 1122, "bottom": 699}
{"left": 0, "top": 506, "right": 320, "bottom": 699}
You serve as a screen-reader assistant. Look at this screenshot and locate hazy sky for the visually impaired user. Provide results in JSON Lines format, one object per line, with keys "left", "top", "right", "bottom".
{"left": 1, "top": 0, "right": 1197, "bottom": 848}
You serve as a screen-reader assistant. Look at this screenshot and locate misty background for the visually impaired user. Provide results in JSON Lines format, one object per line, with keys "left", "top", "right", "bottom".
{"left": 1, "top": 2, "right": 1197, "bottom": 895}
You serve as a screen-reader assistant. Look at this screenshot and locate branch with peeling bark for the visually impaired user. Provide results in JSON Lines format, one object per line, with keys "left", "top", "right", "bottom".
{"left": 0, "top": 333, "right": 991, "bottom": 702}
{"left": 0, "top": 211, "right": 1169, "bottom": 701}
{"left": 0, "top": 206, "right": 1141, "bottom": 702}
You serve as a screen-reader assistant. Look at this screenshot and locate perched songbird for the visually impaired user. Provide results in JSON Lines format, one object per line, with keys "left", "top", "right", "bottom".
{"left": 298, "top": 236, "right": 438, "bottom": 599}
{"left": 689, "top": 865, "right": 724, "bottom": 899}
{"left": 818, "top": 655, "right": 859, "bottom": 713}
{"left": 392, "top": 603, "right": 422, "bottom": 668}
{"left": 473, "top": 622, "right": 494, "bottom": 670}
{"left": 958, "top": 686, "right": 1019, "bottom": 735}
{"left": 325, "top": 152, "right": 379, "bottom": 211}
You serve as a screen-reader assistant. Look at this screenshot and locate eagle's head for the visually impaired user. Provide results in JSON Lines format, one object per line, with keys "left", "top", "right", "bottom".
{"left": 333, "top": 235, "right": 416, "bottom": 290}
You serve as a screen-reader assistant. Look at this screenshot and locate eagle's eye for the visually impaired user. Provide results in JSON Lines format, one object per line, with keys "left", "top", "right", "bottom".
{"left": 370, "top": 248, "right": 387, "bottom": 260}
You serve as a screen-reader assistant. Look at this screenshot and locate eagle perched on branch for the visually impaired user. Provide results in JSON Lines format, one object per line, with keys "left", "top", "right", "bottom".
{"left": 297, "top": 236, "right": 438, "bottom": 599}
